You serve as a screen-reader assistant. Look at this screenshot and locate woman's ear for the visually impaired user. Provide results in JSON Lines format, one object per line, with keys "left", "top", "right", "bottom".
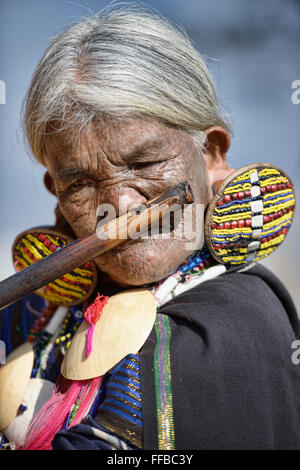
{"left": 43, "top": 171, "right": 56, "bottom": 196}
{"left": 203, "top": 126, "right": 235, "bottom": 197}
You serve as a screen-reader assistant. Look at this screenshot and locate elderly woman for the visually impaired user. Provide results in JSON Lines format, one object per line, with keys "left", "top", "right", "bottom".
{"left": 0, "top": 8, "right": 299, "bottom": 451}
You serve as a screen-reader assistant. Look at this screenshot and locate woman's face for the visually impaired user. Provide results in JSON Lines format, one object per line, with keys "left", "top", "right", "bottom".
{"left": 44, "top": 115, "right": 211, "bottom": 286}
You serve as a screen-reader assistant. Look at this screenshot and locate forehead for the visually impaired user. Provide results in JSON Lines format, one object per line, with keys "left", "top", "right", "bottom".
{"left": 43, "top": 115, "right": 182, "bottom": 170}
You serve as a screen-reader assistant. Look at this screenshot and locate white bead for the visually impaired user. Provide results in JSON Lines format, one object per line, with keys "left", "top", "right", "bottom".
{"left": 250, "top": 170, "right": 259, "bottom": 183}
{"left": 250, "top": 185, "right": 261, "bottom": 198}
{"left": 251, "top": 215, "right": 263, "bottom": 228}
{"left": 250, "top": 199, "right": 263, "bottom": 213}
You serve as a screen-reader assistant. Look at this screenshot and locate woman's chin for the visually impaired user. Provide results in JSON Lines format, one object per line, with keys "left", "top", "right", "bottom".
{"left": 94, "top": 236, "right": 191, "bottom": 287}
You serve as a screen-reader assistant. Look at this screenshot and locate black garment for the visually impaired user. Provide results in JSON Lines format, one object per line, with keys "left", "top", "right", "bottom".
{"left": 141, "top": 263, "right": 300, "bottom": 449}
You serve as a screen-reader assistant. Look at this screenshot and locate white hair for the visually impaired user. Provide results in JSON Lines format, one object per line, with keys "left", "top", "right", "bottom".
{"left": 23, "top": 5, "right": 232, "bottom": 165}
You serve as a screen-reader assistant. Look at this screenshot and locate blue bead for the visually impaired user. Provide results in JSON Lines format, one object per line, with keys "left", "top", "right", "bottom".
{"left": 194, "top": 257, "right": 202, "bottom": 265}
{"left": 181, "top": 265, "right": 190, "bottom": 273}
{"left": 187, "top": 261, "right": 196, "bottom": 269}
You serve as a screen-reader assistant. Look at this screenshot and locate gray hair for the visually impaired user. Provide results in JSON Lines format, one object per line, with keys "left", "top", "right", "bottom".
{"left": 23, "top": 6, "right": 232, "bottom": 165}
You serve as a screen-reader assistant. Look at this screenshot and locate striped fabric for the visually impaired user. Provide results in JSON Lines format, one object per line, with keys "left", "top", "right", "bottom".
{"left": 94, "top": 353, "right": 143, "bottom": 448}
{"left": 153, "top": 313, "right": 175, "bottom": 450}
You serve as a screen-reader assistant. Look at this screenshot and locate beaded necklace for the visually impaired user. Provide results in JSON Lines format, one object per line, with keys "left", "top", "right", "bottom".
{"left": 152, "top": 246, "right": 226, "bottom": 307}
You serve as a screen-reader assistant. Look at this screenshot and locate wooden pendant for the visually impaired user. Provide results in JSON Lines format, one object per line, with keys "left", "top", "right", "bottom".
{"left": 61, "top": 288, "right": 156, "bottom": 380}
{"left": 0, "top": 342, "right": 34, "bottom": 430}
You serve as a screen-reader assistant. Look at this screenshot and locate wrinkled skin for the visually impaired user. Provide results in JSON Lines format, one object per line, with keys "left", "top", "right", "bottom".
{"left": 44, "top": 115, "right": 232, "bottom": 286}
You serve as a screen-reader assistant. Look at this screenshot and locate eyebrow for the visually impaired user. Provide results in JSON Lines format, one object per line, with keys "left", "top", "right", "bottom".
{"left": 54, "top": 167, "right": 95, "bottom": 182}
{"left": 120, "top": 137, "right": 166, "bottom": 161}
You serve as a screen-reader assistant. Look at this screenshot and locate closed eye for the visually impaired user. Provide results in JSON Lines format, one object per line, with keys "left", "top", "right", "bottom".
{"left": 130, "top": 161, "right": 160, "bottom": 171}
{"left": 69, "top": 179, "right": 95, "bottom": 191}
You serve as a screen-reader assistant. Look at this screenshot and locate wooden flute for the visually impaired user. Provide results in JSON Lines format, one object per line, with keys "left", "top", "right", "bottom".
{"left": 0, "top": 182, "right": 194, "bottom": 310}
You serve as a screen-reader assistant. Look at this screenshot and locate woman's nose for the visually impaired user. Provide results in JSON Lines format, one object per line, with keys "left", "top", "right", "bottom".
{"left": 99, "top": 185, "right": 147, "bottom": 218}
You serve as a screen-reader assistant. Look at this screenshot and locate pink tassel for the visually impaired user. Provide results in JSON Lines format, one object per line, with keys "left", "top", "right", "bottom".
{"left": 84, "top": 293, "right": 109, "bottom": 358}
{"left": 85, "top": 323, "right": 95, "bottom": 358}
{"left": 19, "top": 375, "right": 102, "bottom": 450}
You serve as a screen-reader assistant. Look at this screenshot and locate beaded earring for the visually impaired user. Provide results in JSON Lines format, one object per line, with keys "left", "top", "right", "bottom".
{"left": 204, "top": 163, "right": 296, "bottom": 268}
{"left": 12, "top": 226, "right": 98, "bottom": 307}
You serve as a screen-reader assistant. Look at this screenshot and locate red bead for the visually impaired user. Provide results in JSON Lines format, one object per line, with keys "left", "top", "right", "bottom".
{"left": 224, "top": 195, "right": 231, "bottom": 204}
{"left": 44, "top": 238, "right": 51, "bottom": 247}
{"left": 231, "top": 220, "right": 238, "bottom": 229}
{"left": 221, "top": 244, "right": 227, "bottom": 249}
{"left": 218, "top": 223, "right": 224, "bottom": 230}
{"left": 38, "top": 233, "right": 46, "bottom": 241}
{"left": 238, "top": 219, "right": 245, "bottom": 228}
{"left": 271, "top": 185, "right": 277, "bottom": 192}
{"left": 211, "top": 222, "right": 216, "bottom": 229}
{"left": 282, "top": 228, "right": 288, "bottom": 235}
{"left": 217, "top": 200, "right": 223, "bottom": 206}
{"left": 237, "top": 191, "right": 244, "bottom": 200}
{"left": 49, "top": 244, "right": 57, "bottom": 252}
{"left": 232, "top": 193, "right": 238, "bottom": 200}
{"left": 269, "top": 214, "right": 274, "bottom": 221}
{"left": 224, "top": 222, "right": 231, "bottom": 230}
{"left": 278, "top": 210, "right": 283, "bottom": 218}
{"left": 261, "top": 187, "right": 266, "bottom": 194}
{"left": 261, "top": 238, "right": 267, "bottom": 244}
{"left": 245, "top": 190, "right": 251, "bottom": 197}
{"left": 245, "top": 219, "right": 252, "bottom": 227}
{"left": 214, "top": 244, "right": 220, "bottom": 251}
{"left": 263, "top": 215, "right": 270, "bottom": 224}
{"left": 199, "top": 262, "right": 206, "bottom": 269}
{"left": 288, "top": 183, "right": 293, "bottom": 189}
{"left": 267, "top": 236, "right": 272, "bottom": 242}
{"left": 266, "top": 185, "right": 272, "bottom": 192}
{"left": 278, "top": 184, "right": 282, "bottom": 191}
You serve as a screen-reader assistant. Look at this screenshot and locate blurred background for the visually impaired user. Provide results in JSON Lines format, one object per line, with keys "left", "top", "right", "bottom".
{"left": 0, "top": 0, "right": 299, "bottom": 312}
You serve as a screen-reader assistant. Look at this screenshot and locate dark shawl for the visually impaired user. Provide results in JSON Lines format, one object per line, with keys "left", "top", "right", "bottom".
{"left": 140, "top": 264, "right": 300, "bottom": 449}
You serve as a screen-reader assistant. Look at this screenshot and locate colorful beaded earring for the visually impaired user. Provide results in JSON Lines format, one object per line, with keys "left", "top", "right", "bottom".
{"left": 12, "top": 227, "right": 98, "bottom": 307}
{"left": 204, "top": 163, "right": 296, "bottom": 268}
